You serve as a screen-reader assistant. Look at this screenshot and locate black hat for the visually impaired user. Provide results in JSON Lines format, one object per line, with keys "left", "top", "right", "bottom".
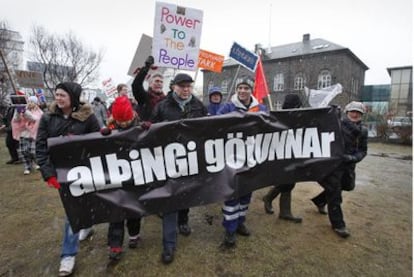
{"left": 173, "top": 73, "right": 194, "bottom": 85}
{"left": 282, "top": 94, "right": 302, "bottom": 109}
{"left": 56, "top": 82, "right": 82, "bottom": 110}
{"left": 236, "top": 77, "right": 254, "bottom": 89}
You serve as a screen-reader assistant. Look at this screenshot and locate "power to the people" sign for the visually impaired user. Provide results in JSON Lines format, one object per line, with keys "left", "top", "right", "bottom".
{"left": 152, "top": 2, "right": 203, "bottom": 71}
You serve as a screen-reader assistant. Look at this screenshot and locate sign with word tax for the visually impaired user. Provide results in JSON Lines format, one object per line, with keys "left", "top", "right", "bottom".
{"left": 198, "top": 49, "right": 224, "bottom": 73}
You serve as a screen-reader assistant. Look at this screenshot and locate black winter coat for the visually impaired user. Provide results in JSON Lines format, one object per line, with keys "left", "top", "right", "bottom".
{"left": 36, "top": 102, "right": 100, "bottom": 181}
{"left": 151, "top": 93, "right": 207, "bottom": 123}
{"left": 341, "top": 117, "right": 368, "bottom": 163}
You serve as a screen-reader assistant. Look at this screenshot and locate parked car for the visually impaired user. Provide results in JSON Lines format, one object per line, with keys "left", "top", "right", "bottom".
{"left": 388, "top": 117, "right": 412, "bottom": 128}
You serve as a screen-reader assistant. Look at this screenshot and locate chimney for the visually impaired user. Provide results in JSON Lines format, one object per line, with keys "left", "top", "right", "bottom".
{"left": 303, "top": 33, "right": 310, "bottom": 42}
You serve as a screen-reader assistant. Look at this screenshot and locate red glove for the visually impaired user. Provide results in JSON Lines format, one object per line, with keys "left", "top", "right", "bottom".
{"left": 46, "top": 176, "right": 61, "bottom": 189}
{"left": 100, "top": 127, "right": 112, "bottom": 136}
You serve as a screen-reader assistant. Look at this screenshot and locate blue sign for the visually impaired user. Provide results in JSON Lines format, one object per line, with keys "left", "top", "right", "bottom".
{"left": 229, "top": 42, "right": 259, "bottom": 72}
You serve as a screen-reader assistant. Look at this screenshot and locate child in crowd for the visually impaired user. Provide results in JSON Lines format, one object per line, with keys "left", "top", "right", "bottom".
{"left": 12, "top": 96, "right": 43, "bottom": 174}
{"left": 102, "top": 95, "right": 151, "bottom": 261}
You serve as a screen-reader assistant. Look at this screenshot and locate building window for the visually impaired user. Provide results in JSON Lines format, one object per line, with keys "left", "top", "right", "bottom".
{"left": 351, "top": 78, "right": 359, "bottom": 97}
{"left": 294, "top": 73, "right": 305, "bottom": 90}
{"left": 221, "top": 80, "right": 228, "bottom": 94}
{"left": 207, "top": 81, "right": 214, "bottom": 92}
{"left": 317, "top": 70, "right": 331, "bottom": 89}
{"left": 273, "top": 73, "right": 284, "bottom": 91}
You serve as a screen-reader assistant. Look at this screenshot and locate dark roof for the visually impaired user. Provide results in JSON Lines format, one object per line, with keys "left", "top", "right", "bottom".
{"left": 223, "top": 37, "right": 368, "bottom": 70}
{"left": 386, "top": 65, "right": 413, "bottom": 76}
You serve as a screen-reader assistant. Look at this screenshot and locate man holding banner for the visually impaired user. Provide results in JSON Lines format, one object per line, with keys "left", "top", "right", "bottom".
{"left": 152, "top": 73, "right": 207, "bottom": 264}
{"left": 217, "top": 77, "right": 267, "bottom": 248}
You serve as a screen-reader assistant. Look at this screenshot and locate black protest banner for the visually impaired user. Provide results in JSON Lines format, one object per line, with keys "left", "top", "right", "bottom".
{"left": 48, "top": 106, "right": 344, "bottom": 232}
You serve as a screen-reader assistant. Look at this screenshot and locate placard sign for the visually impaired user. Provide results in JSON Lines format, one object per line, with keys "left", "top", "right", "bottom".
{"left": 152, "top": 2, "right": 203, "bottom": 71}
{"left": 229, "top": 42, "right": 259, "bottom": 72}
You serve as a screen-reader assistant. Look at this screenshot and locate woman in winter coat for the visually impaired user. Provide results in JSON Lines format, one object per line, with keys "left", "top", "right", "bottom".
{"left": 36, "top": 82, "right": 100, "bottom": 276}
{"left": 12, "top": 96, "right": 43, "bottom": 174}
{"left": 311, "top": 101, "right": 368, "bottom": 238}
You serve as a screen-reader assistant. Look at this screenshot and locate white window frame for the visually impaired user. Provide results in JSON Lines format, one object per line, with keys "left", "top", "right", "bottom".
{"left": 273, "top": 73, "right": 284, "bottom": 91}
{"left": 317, "top": 70, "right": 331, "bottom": 89}
{"left": 294, "top": 73, "right": 305, "bottom": 90}
{"left": 207, "top": 81, "right": 214, "bottom": 92}
{"left": 221, "top": 80, "right": 228, "bottom": 94}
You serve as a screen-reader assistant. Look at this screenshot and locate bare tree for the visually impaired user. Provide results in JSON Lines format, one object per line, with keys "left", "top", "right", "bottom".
{"left": 29, "top": 25, "right": 104, "bottom": 94}
{"left": 0, "top": 20, "right": 22, "bottom": 114}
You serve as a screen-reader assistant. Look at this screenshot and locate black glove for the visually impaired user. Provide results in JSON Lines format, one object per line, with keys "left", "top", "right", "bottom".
{"left": 145, "top": 56, "right": 154, "bottom": 67}
{"left": 343, "top": 154, "right": 355, "bottom": 163}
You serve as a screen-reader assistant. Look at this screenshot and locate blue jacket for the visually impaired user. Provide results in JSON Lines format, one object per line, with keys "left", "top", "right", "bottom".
{"left": 218, "top": 94, "right": 268, "bottom": 114}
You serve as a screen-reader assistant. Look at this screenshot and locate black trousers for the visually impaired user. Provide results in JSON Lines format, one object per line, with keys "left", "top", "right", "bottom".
{"left": 312, "top": 168, "right": 345, "bottom": 229}
{"left": 178, "top": 208, "right": 189, "bottom": 225}
{"left": 280, "top": 183, "right": 296, "bottom": 193}
{"left": 107, "top": 218, "right": 141, "bottom": 248}
{"left": 6, "top": 130, "right": 19, "bottom": 161}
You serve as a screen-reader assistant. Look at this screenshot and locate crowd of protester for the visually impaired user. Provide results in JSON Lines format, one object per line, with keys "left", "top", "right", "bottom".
{"left": 0, "top": 55, "right": 368, "bottom": 276}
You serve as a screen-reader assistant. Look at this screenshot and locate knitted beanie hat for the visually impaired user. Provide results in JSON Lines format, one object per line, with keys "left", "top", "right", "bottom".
{"left": 112, "top": 96, "right": 134, "bottom": 122}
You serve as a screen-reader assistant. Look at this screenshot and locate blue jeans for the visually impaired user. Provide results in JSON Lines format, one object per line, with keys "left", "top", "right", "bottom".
{"left": 162, "top": 212, "right": 177, "bottom": 251}
{"left": 61, "top": 218, "right": 79, "bottom": 257}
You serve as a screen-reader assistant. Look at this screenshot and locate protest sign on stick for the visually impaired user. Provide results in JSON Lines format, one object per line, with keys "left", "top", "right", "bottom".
{"left": 152, "top": 2, "right": 203, "bottom": 71}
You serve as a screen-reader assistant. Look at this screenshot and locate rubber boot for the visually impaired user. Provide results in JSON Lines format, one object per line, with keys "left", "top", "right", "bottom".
{"left": 279, "top": 192, "right": 302, "bottom": 223}
{"left": 262, "top": 186, "right": 280, "bottom": 214}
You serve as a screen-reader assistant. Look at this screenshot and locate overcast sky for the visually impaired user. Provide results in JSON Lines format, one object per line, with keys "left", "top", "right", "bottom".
{"left": 2, "top": 0, "right": 413, "bottom": 88}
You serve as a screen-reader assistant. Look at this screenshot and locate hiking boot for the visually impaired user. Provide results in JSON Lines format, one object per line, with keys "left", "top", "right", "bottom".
{"left": 58, "top": 256, "right": 75, "bottom": 276}
{"left": 262, "top": 196, "right": 274, "bottom": 214}
{"left": 128, "top": 236, "right": 141, "bottom": 249}
{"left": 109, "top": 247, "right": 123, "bottom": 261}
{"left": 178, "top": 223, "right": 191, "bottom": 236}
{"left": 279, "top": 192, "right": 302, "bottom": 223}
{"left": 279, "top": 214, "right": 303, "bottom": 223}
{"left": 334, "top": 227, "right": 351, "bottom": 238}
{"left": 161, "top": 248, "right": 175, "bottom": 264}
{"left": 223, "top": 231, "right": 236, "bottom": 247}
{"left": 236, "top": 223, "right": 250, "bottom": 236}
{"left": 317, "top": 205, "right": 328, "bottom": 215}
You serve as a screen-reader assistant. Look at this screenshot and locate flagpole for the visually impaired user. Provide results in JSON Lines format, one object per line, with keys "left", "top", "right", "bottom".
{"left": 193, "top": 68, "right": 199, "bottom": 83}
{"left": 0, "top": 49, "right": 18, "bottom": 94}
{"left": 226, "top": 65, "right": 241, "bottom": 102}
